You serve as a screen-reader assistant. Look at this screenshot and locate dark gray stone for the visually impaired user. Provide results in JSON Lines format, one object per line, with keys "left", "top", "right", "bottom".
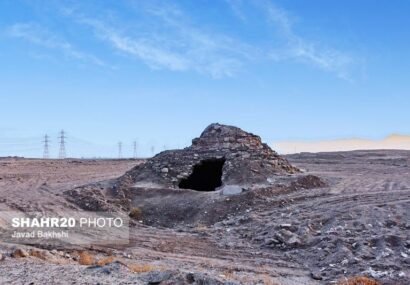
{"left": 143, "top": 270, "right": 173, "bottom": 284}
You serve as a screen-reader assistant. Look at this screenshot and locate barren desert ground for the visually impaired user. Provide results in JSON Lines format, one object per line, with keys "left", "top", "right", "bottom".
{"left": 0, "top": 151, "right": 409, "bottom": 285}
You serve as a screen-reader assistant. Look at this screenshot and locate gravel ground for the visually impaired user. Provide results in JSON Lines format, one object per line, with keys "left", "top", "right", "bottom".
{"left": 0, "top": 151, "right": 409, "bottom": 284}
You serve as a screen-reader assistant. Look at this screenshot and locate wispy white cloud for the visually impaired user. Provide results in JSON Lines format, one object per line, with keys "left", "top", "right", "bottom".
{"left": 261, "top": 1, "right": 356, "bottom": 80}
{"left": 63, "top": 3, "right": 255, "bottom": 78}
{"left": 17, "top": 0, "right": 360, "bottom": 80}
{"left": 226, "top": 0, "right": 359, "bottom": 80}
{"left": 78, "top": 18, "right": 190, "bottom": 72}
{"left": 7, "top": 22, "right": 106, "bottom": 67}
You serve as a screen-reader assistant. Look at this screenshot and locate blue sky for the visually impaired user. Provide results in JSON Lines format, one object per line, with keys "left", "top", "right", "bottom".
{"left": 1, "top": 0, "right": 410, "bottom": 157}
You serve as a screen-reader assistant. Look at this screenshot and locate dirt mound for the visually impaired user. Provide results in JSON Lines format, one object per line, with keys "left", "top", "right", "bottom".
{"left": 65, "top": 124, "right": 323, "bottom": 223}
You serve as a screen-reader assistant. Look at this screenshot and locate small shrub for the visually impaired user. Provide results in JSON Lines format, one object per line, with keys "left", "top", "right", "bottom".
{"left": 195, "top": 223, "right": 208, "bottom": 232}
{"left": 222, "top": 269, "right": 235, "bottom": 279}
{"left": 129, "top": 207, "right": 142, "bottom": 219}
{"left": 11, "top": 248, "right": 29, "bottom": 258}
{"left": 30, "top": 250, "right": 47, "bottom": 260}
{"left": 262, "top": 274, "right": 279, "bottom": 285}
{"left": 97, "top": 256, "right": 115, "bottom": 266}
{"left": 78, "top": 251, "right": 95, "bottom": 266}
{"left": 128, "top": 263, "right": 157, "bottom": 273}
{"left": 336, "top": 276, "right": 380, "bottom": 285}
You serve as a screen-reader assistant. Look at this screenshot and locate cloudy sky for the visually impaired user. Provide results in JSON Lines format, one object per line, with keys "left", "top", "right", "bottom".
{"left": 1, "top": 0, "right": 410, "bottom": 157}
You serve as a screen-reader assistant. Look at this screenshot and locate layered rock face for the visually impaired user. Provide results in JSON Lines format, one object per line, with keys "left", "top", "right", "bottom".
{"left": 123, "top": 123, "right": 299, "bottom": 190}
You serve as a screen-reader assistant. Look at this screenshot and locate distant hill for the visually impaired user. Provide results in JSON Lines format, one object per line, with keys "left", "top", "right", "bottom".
{"left": 273, "top": 134, "right": 410, "bottom": 154}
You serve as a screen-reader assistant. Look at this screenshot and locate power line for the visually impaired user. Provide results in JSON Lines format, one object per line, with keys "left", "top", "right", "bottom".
{"left": 43, "top": 134, "right": 49, "bottom": 159}
{"left": 118, "top": 141, "right": 122, "bottom": 159}
{"left": 58, "top": 130, "right": 66, "bottom": 159}
{"left": 133, "top": 141, "right": 137, "bottom": 159}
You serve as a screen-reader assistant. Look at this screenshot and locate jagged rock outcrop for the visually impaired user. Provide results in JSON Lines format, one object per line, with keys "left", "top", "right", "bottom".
{"left": 121, "top": 123, "right": 299, "bottom": 190}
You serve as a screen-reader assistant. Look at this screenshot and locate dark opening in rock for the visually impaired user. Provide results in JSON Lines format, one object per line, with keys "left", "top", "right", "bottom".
{"left": 178, "top": 158, "right": 225, "bottom": 191}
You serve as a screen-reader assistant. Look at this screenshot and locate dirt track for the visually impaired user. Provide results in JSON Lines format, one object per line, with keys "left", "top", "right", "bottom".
{"left": 0, "top": 158, "right": 138, "bottom": 212}
{"left": 0, "top": 151, "right": 409, "bottom": 284}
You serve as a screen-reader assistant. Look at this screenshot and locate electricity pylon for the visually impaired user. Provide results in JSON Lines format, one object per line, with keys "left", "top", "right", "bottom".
{"left": 43, "top": 134, "right": 49, "bottom": 159}
{"left": 58, "top": 130, "right": 66, "bottom": 159}
{"left": 118, "top": 142, "right": 122, "bottom": 159}
{"left": 133, "top": 141, "right": 137, "bottom": 159}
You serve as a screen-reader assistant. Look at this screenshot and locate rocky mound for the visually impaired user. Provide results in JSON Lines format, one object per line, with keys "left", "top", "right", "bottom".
{"left": 65, "top": 123, "right": 324, "bottom": 226}
{"left": 119, "top": 123, "right": 299, "bottom": 191}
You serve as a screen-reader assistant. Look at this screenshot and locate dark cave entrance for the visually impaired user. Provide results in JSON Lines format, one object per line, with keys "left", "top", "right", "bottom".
{"left": 178, "top": 158, "right": 225, "bottom": 191}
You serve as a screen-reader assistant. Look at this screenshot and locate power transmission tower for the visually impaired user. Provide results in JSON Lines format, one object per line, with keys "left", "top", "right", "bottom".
{"left": 118, "top": 142, "right": 122, "bottom": 159}
{"left": 43, "top": 134, "right": 50, "bottom": 159}
{"left": 58, "top": 130, "right": 66, "bottom": 159}
{"left": 133, "top": 141, "right": 137, "bottom": 159}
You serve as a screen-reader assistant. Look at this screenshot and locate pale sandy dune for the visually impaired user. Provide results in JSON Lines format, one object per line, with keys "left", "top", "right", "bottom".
{"left": 274, "top": 134, "right": 410, "bottom": 154}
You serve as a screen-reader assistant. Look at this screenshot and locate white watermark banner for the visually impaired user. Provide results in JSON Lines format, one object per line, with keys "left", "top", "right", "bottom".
{"left": 0, "top": 211, "right": 130, "bottom": 246}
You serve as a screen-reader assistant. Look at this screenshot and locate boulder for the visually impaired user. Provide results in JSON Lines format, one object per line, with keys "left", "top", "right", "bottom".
{"left": 142, "top": 270, "right": 173, "bottom": 284}
{"left": 220, "top": 185, "right": 243, "bottom": 196}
